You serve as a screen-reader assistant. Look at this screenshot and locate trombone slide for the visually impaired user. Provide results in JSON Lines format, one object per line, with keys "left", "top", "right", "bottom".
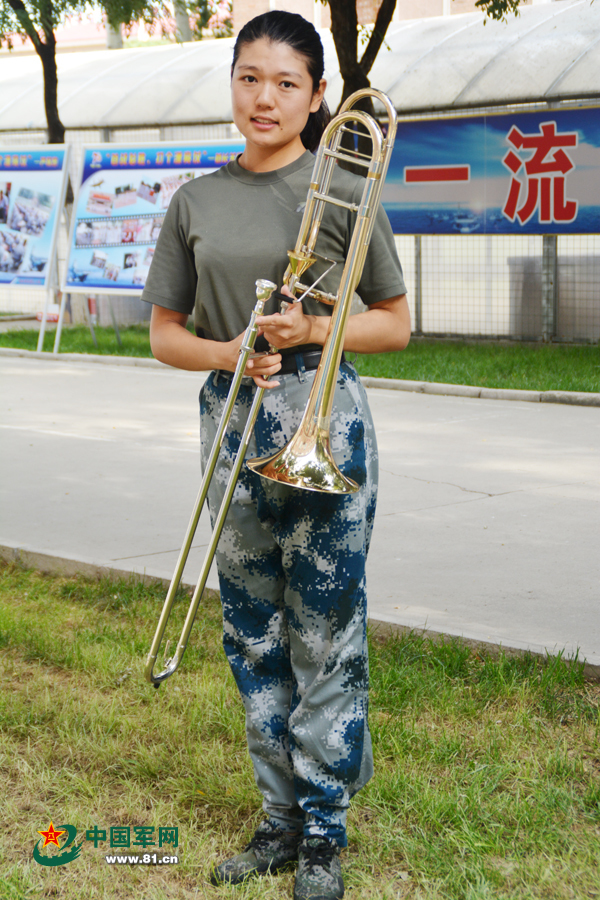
{"left": 144, "top": 279, "right": 277, "bottom": 686}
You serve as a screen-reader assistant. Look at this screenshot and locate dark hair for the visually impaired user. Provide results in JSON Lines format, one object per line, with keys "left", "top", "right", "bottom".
{"left": 232, "top": 11, "right": 330, "bottom": 153}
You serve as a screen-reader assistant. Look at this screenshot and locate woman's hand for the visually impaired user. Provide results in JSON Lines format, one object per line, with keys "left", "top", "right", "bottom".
{"left": 255, "top": 286, "right": 315, "bottom": 350}
{"left": 225, "top": 330, "right": 282, "bottom": 389}
{"left": 149, "top": 304, "right": 281, "bottom": 387}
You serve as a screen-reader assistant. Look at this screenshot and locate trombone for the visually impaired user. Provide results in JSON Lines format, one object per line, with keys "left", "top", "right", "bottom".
{"left": 145, "top": 88, "right": 397, "bottom": 687}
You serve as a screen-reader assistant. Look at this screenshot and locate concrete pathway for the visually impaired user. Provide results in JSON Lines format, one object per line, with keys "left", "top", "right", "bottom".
{"left": 1, "top": 352, "right": 599, "bottom": 673}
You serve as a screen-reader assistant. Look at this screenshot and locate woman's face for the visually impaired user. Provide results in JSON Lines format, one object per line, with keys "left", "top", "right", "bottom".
{"left": 231, "top": 38, "right": 325, "bottom": 164}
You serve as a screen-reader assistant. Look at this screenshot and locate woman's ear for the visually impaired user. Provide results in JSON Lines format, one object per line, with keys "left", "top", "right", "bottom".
{"left": 310, "top": 79, "right": 327, "bottom": 114}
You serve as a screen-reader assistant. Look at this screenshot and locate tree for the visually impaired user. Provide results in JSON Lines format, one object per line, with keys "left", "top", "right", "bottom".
{"left": 474, "top": 0, "right": 522, "bottom": 22}
{"left": 0, "top": 0, "right": 222, "bottom": 143}
{"left": 325, "top": 0, "right": 526, "bottom": 115}
{"left": 0, "top": 1, "right": 157, "bottom": 142}
{"left": 326, "top": 0, "right": 396, "bottom": 110}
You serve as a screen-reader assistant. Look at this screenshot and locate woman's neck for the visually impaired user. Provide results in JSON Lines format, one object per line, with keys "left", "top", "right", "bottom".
{"left": 237, "top": 137, "right": 307, "bottom": 173}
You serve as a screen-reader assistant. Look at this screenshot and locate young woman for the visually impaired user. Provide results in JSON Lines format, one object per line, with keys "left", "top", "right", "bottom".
{"left": 143, "top": 11, "right": 410, "bottom": 900}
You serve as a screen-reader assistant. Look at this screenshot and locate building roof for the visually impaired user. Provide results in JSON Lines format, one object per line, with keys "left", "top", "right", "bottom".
{"left": 0, "top": 0, "right": 598, "bottom": 132}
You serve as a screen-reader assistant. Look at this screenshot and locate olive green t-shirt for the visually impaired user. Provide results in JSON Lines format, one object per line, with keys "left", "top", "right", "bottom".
{"left": 141, "top": 150, "right": 406, "bottom": 343}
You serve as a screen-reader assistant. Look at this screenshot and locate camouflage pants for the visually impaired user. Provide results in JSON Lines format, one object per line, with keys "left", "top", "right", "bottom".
{"left": 199, "top": 361, "right": 378, "bottom": 847}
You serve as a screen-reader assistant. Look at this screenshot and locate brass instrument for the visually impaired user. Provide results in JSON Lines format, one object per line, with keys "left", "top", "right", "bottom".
{"left": 247, "top": 89, "right": 397, "bottom": 492}
{"left": 145, "top": 88, "right": 397, "bottom": 687}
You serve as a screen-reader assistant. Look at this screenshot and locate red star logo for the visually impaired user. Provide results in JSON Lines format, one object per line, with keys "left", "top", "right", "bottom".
{"left": 37, "top": 821, "right": 65, "bottom": 848}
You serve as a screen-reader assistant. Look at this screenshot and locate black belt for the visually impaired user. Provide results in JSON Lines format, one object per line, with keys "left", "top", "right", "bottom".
{"left": 278, "top": 350, "right": 318, "bottom": 374}
{"left": 216, "top": 350, "right": 346, "bottom": 381}
{"left": 278, "top": 350, "right": 346, "bottom": 374}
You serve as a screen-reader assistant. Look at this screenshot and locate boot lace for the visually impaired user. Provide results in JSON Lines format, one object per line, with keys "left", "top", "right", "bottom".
{"left": 246, "top": 831, "right": 277, "bottom": 854}
{"left": 303, "top": 838, "right": 336, "bottom": 871}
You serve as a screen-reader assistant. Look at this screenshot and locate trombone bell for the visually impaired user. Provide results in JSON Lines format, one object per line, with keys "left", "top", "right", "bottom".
{"left": 246, "top": 421, "right": 359, "bottom": 494}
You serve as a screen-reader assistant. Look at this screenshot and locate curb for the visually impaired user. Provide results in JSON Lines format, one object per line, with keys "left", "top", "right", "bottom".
{"left": 360, "top": 376, "right": 600, "bottom": 407}
{"left": 368, "top": 618, "right": 600, "bottom": 684}
{"left": 0, "top": 347, "right": 167, "bottom": 369}
{"left": 0, "top": 314, "right": 37, "bottom": 323}
{"left": 2, "top": 347, "right": 599, "bottom": 405}
{"left": 2, "top": 544, "right": 598, "bottom": 682}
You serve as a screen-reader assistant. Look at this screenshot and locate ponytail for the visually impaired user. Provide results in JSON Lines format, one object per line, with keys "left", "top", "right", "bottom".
{"left": 301, "top": 100, "right": 330, "bottom": 153}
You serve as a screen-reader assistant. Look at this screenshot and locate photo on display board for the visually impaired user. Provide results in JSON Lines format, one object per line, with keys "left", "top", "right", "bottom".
{"left": 159, "top": 173, "right": 194, "bottom": 207}
{"left": 92, "top": 219, "right": 121, "bottom": 245}
{"left": 137, "top": 181, "right": 161, "bottom": 205}
{"left": 120, "top": 219, "right": 138, "bottom": 243}
{"left": 104, "top": 262, "right": 121, "bottom": 281}
{"left": 75, "top": 220, "right": 93, "bottom": 246}
{"left": 8, "top": 187, "right": 55, "bottom": 236}
{"left": 86, "top": 190, "right": 113, "bottom": 215}
{"left": 27, "top": 248, "right": 48, "bottom": 272}
{"left": 135, "top": 218, "right": 154, "bottom": 242}
{"left": 150, "top": 216, "right": 164, "bottom": 240}
{"left": 114, "top": 184, "right": 137, "bottom": 208}
{"left": 91, "top": 250, "right": 107, "bottom": 269}
{"left": 0, "top": 230, "right": 28, "bottom": 273}
{"left": 0, "top": 182, "right": 11, "bottom": 224}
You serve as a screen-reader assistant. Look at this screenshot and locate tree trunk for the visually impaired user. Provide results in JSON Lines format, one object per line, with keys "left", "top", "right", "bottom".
{"left": 328, "top": 0, "right": 364, "bottom": 111}
{"left": 327, "top": 0, "right": 397, "bottom": 172}
{"left": 328, "top": 0, "right": 397, "bottom": 108}
{"left": 38, "top": 0, "right": 64, "bottom": 143}
{"left": 38, "top": 39, "right": 64, "bottom": 143}
{"left": 6, "top": 0, "right": 66, "bottom": 144}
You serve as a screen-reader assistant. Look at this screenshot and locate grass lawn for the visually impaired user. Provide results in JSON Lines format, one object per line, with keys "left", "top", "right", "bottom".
{"left": 1, "top": 563, "right": 599, "bottom": 899}
{"left": 1, "top": 324, "right": 599, "bottom": 393}
{"left": 0, "top": 324, "right": 154, "bottom": 358}
{"left": 354, "top": 340, "right": 600, "bottom": 394}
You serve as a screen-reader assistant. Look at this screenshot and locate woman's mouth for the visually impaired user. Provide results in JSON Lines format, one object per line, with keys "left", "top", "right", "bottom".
{"left": 252, "top": 117, "right": 277, "bottom": 128}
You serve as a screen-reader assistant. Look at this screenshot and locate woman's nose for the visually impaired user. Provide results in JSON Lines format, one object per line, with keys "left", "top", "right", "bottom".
{"left": 256, "top": 81, "right": 275, "bottom": 107}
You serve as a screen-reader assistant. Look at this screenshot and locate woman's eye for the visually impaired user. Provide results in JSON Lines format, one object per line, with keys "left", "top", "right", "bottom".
{"left": 281, "top": 81, "right": 296, "bottom": 89}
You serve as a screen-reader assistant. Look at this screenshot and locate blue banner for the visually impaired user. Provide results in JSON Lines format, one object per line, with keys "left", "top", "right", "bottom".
{"left": 65, "top": 141, "right": 243, "bottom": 294}
{"left": 0, "top": 147, "right": 69, "bottom": 288}
{"left": 383, "top": 106, "right": 600, "bottom": 235}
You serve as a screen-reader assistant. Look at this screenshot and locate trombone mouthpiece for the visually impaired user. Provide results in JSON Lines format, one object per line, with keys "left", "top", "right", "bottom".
{"left": 255, "top": 279, "right": 277, "bottom": 303}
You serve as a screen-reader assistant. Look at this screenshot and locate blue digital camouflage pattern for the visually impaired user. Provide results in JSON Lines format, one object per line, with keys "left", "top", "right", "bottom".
{"left": 199, "top": 361, "right": 378, "bottom": 848}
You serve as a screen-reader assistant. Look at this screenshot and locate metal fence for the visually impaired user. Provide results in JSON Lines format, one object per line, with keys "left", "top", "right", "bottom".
{"left": 395, "top": 233, "right": 600, "bottom": 344}
{"left": 2, "top": 124, "right": 599, "bottom": 343}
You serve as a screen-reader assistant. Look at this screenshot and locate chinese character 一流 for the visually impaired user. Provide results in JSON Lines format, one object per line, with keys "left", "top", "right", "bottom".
{"left": 502, "top": 121, "right": 578, "bottom": 226}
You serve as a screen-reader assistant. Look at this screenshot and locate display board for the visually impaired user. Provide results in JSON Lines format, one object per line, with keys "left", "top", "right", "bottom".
{"left": 384, "top": 106, "right": 600, "bottom": 235}
{"left": 63, "top": 141, "right": 243, "bottom": 295}
{"left": 0, "top": 146, "right": 70, "bottom": 288}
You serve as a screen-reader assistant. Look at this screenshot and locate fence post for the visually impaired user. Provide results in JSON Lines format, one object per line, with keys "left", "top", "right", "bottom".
{"left": 485, "top": 234, "right": 493, "bottom": 335}
{"left": 414, "top": 235, "right": 423, "bottom": 335}
{"left": 541, "top": 235, "right": 557, "bottom": 341}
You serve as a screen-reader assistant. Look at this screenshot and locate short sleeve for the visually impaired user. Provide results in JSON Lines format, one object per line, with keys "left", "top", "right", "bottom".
{"left": 141, "top": 189, "right": 197, "bottom": 314}
{"left": 353, "top": 183, "right": 407, "bottom": 305}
